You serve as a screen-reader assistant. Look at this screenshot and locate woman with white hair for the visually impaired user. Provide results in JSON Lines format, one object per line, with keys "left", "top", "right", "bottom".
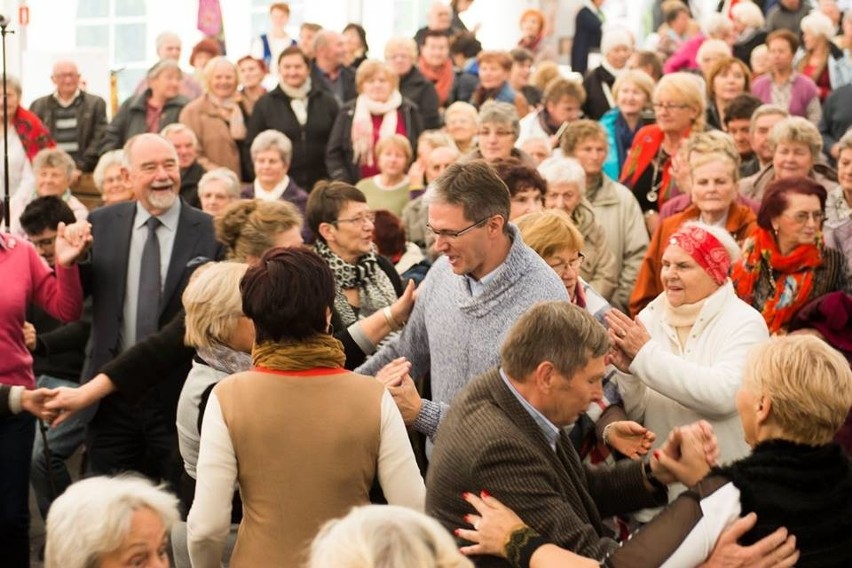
{"left": 794, "top": 10, "right": 852, "bottom": 101}
{"left": 197, "top": 167, "right": 241, "bottom": 217}
{"left": 45, "top": 475, "right": 180, "bottom": 568}
{"left": 93, "top": 150, "right": 134, "bottom": 206}
{"left": 539, "top": 156, "right": 618, "bottom": 300}
{"left": 309, "top": 505, "right": 472, "bottom": 568}
{"left": 663, "top": 12, "right": 734, "bottom": 74}
{"left": 583, "top": 27, "right": 634, "bottom": 121}
{"left": 731, "top": 0, "right": 767, "bottom": 65}
{"left": 179, "top": 56, "right": 247, "bottom": 180}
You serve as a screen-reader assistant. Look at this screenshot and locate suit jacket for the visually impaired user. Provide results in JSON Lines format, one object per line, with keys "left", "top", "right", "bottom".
{"left": 81, "top": 200, "right": 223, "bottom": 382}
{"left": 426, "top": 368, "right": 664, "bottom": 566}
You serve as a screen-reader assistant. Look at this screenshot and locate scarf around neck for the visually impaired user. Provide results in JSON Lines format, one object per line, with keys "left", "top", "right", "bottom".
{"left": 207, "top": 93, "right": 247, "bottom": 140}
{"left": 197, "top": 343, "right": 252, "bottom": 375}
{"left": 418, "top": 57, "right": 454, "bottom": 105}
{"left": 351, "top": 90, "right": 403, "bottom": 168}
{"left": 280, "top": 77, "right": 312, "bottom": 126}
{"left": 731, "top": 227, "right": 822, "bottom": 334}
{"left": 314, "top": 239, "right": 398, "bottom": 328}
{"left": 252, "top": 334, "right": 346, "bottom": 372}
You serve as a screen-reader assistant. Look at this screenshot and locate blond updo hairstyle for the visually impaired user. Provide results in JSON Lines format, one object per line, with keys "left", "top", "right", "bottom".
{"left": 215, "top": 199, "right": 303, "bottom": 261}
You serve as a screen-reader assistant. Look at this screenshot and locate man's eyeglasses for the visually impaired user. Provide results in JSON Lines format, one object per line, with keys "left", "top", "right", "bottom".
{"left": 426, "top": 215, "right": 493, "bottom": 239}
{"left": 547, "top": 253, "right": 585, "bottom": 274}
{"left": 333, "top": 211, "right": 376, "bottom": 226}
{"left": 783, "top": 211, "right": 824, "bottom": 224}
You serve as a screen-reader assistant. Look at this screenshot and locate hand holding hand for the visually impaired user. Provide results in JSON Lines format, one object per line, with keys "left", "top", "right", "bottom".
{"left": 652, "top": 420, "right": 716, "bottom": 486}
{"left": 54, "top": 221, "right": 92, "bottom": 267}
{"left": 22, "top": 322, "right": 37, "bottom": 351}
{"left": 605, "top": 421, "right": 656, "bottom": 460}
{"left": 375, "top": 357, "right": 411, "bottom": 388}
{"left": 21, "top": 388, "right": 58, "bottom": 422}
{"left": 386, "top": 374, "right": 422, "bottom": 426}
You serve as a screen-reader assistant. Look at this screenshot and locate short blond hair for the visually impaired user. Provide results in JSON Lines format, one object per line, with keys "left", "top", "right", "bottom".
{"left": 356, "top": 60, "right": 399, "bottom": 93}
{"left": 770, "top": 116, "right": 822, "bottom": 160}
{"left": 744, "top": 335, "right": 852, "bottom": 445}
{"left": 375, "top": 134, "right": 413, "bottom": 163}
{"left": 182, "top": 262, "right": 249, "bottom": 349}
{"left": 516, "top": 208, "right": 584, "bottom": 260}
{"left": 384, "top": 36, "right": 417, "bottom": 60}
{"left": 686, "top": 130, "right": 741, "bottom": 182}
{"left": 612, "top": 69, "right": 654, "bottom": 107}
{"left": 654, "top": 72, "right": 707, "bottom": 132}
{"left": 444, "top": 101, "right": 478, "bottom": 124}
{"left": 201, "top": 56, "right": 237, "bottom": 95}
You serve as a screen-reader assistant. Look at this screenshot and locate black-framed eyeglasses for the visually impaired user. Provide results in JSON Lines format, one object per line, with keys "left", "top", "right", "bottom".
{"left": 332, "top": 211, "right": 376, "bottom": 227}
{"left": 425, "top": 215, "right": 493, "bottom": 239}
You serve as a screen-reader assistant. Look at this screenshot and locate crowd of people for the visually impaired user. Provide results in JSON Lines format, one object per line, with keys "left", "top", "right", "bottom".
{"left": 1, "top": 0, "right": 852, "bottom": 566}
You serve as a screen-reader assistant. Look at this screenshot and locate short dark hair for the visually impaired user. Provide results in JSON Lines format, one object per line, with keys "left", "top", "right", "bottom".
{"left": 278, "top": 45, "right": 310, "bottom": 66}
{"left": 664, "top": 2, "right": 691, "bottom": 24}
{"left": 422, "top": 28, "right": 450, "bottom": 45}
{"left": 306, "top": 181, "right": 367, "bottom": 243}
{"left": 757, "top": 176, "right": 827, "bottom": 231}
{"left": 509, "top": 47, "right": 534, "bottom": 65}
{"left": 241, "top": 247, "right": 335, "bottom": 342}
{"left": 372, "top": 209, "right": 406, "bottom": 257}
{"left": 430, "top": 160, "right": 511, "bottom": 229}
{"left": 631, "top": 50, "right": 663, "bottom": 81}
{"left": 343, "top": 23, "right": 369, "bottom": 55}
{"left": 20, "top": 196, "right": 75, "bottom": 236}
{"left": 490, "top": 158, "right": 546, "bottom": 198}
{"left": 724, "top": 93, "right": 763, "bottom": 125}
{"left": 450, "top": 32, "right": 482, "bottom": 59}
{"left": 766, "top": 29, "right": 798, "bottom": 53}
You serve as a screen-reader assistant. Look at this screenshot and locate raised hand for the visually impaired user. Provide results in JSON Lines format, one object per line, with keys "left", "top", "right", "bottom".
{"left": 53, "top": 221, "right": 92, "bottom": 267}
{"left": 605, "top": 308, "right": 651, "bottom": 360}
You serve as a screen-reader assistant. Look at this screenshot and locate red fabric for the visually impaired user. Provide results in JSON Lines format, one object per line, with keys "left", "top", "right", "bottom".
{"left": 419, "top": 57, "right": 455, "bottom": 105}
{"left": 12, "top": 107, "right": 55, "bottom": 162}
{"left": 0, "top": 234, "right": 82, "bottom": 388}
{"left": 359, "top": 110, "right": 407, "bottom": 180}
{"left": 146, "top": 102, "right": 164, "bottom": 133}
{"left": 619, "top": 124, "right": 684, "bottom": 208}
{"left": 731, "top": 228, "right": 821, "bottom": 334}
{"left": 669, "top": 224, "right": 731, "bottom": 285}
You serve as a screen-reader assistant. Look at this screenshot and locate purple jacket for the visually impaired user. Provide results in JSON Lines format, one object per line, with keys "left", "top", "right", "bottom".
{"left": 751, "top": 73, "right": 818, "bottom": 119}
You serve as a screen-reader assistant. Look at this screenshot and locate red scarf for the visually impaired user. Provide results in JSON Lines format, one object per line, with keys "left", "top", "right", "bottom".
{"left": 731, "top": 227, "right": 822, "bottom": 334}
{"left": 418, "top": 57, "right": 454, "bottom": 106}
{"left": 13, "top": 107, "right": 55, "bottom": 162}
{"left": 619, "top": 124, "right": 683, "bottom": 208}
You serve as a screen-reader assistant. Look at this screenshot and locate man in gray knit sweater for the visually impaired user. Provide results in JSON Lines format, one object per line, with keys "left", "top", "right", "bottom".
{"left": 356, "top": 160, "right": 567, "bottom": 439}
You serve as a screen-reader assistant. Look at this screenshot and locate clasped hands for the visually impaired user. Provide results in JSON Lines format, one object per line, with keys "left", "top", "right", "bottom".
{"left": 375, "top": 356, "right": 422, "bottom": 426}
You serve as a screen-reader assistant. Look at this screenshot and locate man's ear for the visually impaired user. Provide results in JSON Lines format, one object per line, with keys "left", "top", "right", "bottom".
{"left": 533, "top": 361, "right": 556, "bottom": 392}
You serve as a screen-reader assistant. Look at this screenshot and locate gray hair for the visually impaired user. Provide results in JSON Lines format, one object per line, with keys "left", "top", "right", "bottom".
{"left": 45, "top": 475, "right": 179, "bottom": 568}
{"left": 702, "top": 12, "right": 733, "bottom": 38}
{"left": 501, "top": 301, "right": 609, "bottom": 380}
{"left": 308, "top": 505, "right": 473, "bottom": 568}
{"left": 250, "top": 129, "right": 293, "bottom": 164}
{"left": 155, "top": 31, "right": 181, "bottom": 52}
{"left": 3, "top": 74, "right": 22, "bottom": 97}
{"left": 202, "top": 56, "right": 238, "bottom": 95}
{"left": 801, "top": 11, "right": 837, "bottom": 41}
{"left": 730, "top": 1, "right": 764, "bottom": 29}
{"left": 837, "top": 129, "right": 852, "bottom": 157}
{"left": 147, "top": 58, "right": 182, "bottom": 80}
{"left": 160, "top": 122, "right": 199, "bottom": 148}
{"left": 477, "top": 101, "right": 520, "bottom": 139}
{"left": 537, "top": 156, "right": 586, "bottom": 196}
{"left": 33, "top": 148, "right": 75, "bottom": 179}
{"left": 93, "top": 150, "right": 125, "bottom": 191}
{"left": 748, "top": 104, "right": 789, "bottom": 136}
{"left": 769, "top": 116, "right": 823, "bottom": 160}
{"left": 198, "top": 167, "right": 241, "bottom": 200}
{"left": 385, "top": 36, "right": 418, "bottom": 60}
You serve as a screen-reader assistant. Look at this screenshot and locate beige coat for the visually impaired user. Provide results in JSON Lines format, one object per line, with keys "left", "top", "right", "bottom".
{"left": 178, "top": 95, "right": 243, "bottom": 179}
{"left": 739, "top": 163, "right": 839, "bottom": 201}
{"left": 573, "top": 199, "right": 618, "bottom": 301}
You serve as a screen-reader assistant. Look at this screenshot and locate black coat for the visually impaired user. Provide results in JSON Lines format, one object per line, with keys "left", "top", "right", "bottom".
{"left": 572, "top": 7, "right": 603, "bottom": 76}
{"left": 100, "top": 91, "right": 189, "bottom": 154}
{"left": 400, "top": 67, "right": 442, "bottom": 129}
{"left": 245, "top": 84, "right": 340, "bottom": 192}
{"left": 180, "top": 161, "right": 205, "bottom": 209}
{"left": 325, "top": 98, "right": 424, "bottom": 184}
{"left": 582, "top": 65, "right": 615, "bottom": 121}
{"left": 310, "top": 61, "right": 358, "bottom": 104}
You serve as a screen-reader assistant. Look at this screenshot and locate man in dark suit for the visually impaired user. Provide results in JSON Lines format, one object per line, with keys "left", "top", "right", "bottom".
{"left": 81, "top": 133, "right": 222, "bottom": 483}
{"left": 427, "top": 302, "right": 681, "bottom": 566}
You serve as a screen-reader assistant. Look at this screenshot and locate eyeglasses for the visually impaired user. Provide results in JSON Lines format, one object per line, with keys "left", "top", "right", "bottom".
{"left": 652, "top": 102, "right": 691, "bottom": 112}
{"left": 333, "top": 211, "right": 376, "bottom": 226}
{"left": 426, "top": 215, "right": 493, "bottom": 239}
{"left": 783, "top": 210, "right": 824, "bottom": 224}
{"left": 547, "top": 253, "right": 584, "bottom": 274}
{"left": 477, "top": 129, "right": 515, "bottom": 138}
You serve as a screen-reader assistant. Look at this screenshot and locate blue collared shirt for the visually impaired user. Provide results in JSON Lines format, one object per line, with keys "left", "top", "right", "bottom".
{"left": 499, "top": 368, "right": 560, "bottom": 452}
{"left": 464, "top": 264, "right": 503, "bottom": 297}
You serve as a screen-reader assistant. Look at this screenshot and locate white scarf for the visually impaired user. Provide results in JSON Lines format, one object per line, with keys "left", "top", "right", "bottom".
{"left": 351, "top": 90, "right": 403, "bottom": 168}
{"left": 280, "top": 78, "right": 311, "bottom": 126}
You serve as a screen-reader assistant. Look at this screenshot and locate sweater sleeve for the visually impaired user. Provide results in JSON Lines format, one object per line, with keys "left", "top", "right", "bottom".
{"left": 187, "top": 391, "right": 236, "bottom": 568}
{"left": 377, "top": 390, "right": 426, "bottom": 511}
{"left": 30, "top": 249, "right": 83, "bottom": 323}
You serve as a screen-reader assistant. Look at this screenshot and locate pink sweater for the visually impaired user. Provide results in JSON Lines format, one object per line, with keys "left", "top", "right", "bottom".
{"left": 0, "top": 233, "right": 83, "bottom": 388}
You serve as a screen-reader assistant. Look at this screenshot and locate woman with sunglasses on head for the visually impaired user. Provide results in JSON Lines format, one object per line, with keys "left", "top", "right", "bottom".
{"left": 732, "top": 176, "right": 850, "bottom": 335}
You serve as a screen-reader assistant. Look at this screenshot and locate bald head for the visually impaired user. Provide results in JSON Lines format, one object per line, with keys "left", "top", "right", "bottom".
{"left": 426, "top": 146, "right": 460, "bottom": 183}
{"left": 123, "top": 134, "right": 180, "bottom": 215}
{"left": 314, "top": 30, "right": 345, "bottom": 70}
{"left": 428, "top": 2, "right": 452, "bottom": 30}
{"left": 51, "top": 60, "right": 81, "bottom": 99}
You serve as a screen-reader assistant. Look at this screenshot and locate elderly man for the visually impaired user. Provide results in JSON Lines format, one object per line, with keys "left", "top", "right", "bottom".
{"left": 161, "top": 123, "right": 205, "bottom": 208}
{"left": 81, "top": 133, "right": 222, "bottom": 483}
{"left": 134, "top": 31, "right": 203, "bottom": 100}
{"left": 414, "top": 2, "right": 453, "bottom": 49}
{"left": 741, "top": 104, "right": 789, "bottom": 176}
{"left": 30, "top": 60, "right": 107, "bottom": 175}
{"left": 386, "top": 37, "right": 442, "bottom": 129}
{"left": 310, "top": 30, "right": 356, "bottom": 104}
{"left": 357, "top": 160, "right": 567, "bottom": 440}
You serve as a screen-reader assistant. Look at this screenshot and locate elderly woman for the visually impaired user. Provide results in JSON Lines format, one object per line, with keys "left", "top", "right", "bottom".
{"left": 751, "top": 30, "right": 822, "bottom": 124}
{"left": 326, "top": 60, "right": 423, "bottom": 184}
{"left": 561, "top": 120, "right": 648, "bottom": 312}
{"left": 469, "top": 101, "right": 535, "bottom": 167}
{"left": 179, "top": 56, "right": 246, "bottom": 180}
{"left": 459, "top": 335, "right": 851, "bottom": 567}
{"left": 516, "top": 78, "right": 585, "bottom": 149}
{"left": 732, "top": 177, "right": 850, "bottom": 335}
{"left": 620, "top": 72, "right": 706, "bottom": 233}
{"left": 731, "top": 0, "right": 768, "bottom": 65}
{"left": 187, "top": 247, "right": 425, "bottom": 567}
{"left": 236, "top": 56, "right": 267, "bottom": 118}
{"left": 795, "top": 10, "right": 852, "bottom": 102}
{"left": 0, "top": 75, "right": 53, "bottom": 201}
{"left": 443, "top": 101, "right": 478, "bottom": 154}
{"left": 825, "top": 131, "right": 852, "bottom": 270}
{"left": 307, "top": 181, "right": 416, "bottom": 368}
{"left": 10, "top": 148, "right": 88, "bottom": 237}
{"left": 612, "top": 223, "right": 769, "bottom": 510}
{"left": 356, "top": 134, "right": 413, "bottom": 216}
{"left": 740, "top": 116, "right": 838, "bottom": 201}
{"left": 600, "top": 69, "right": 655, "bottom": 181}
{"left": 631, "top": 131, "right": 757, "bottom": 315}
{"left": 583, "top": 28, "right": 634, "bottom": 121}
{"left": 197, "top": 167, "right": 241, "bottom": 217}
{"left": 705, "top": 57, "right": 752, "bottom": 131}
{"left": 45, "top": 475, "right": 179, "bottom": 568}
{"left": 100, "top": 60, "right": 189, "bottom": 153}
{"left": 93, "top": 150, "right": 133, "bottom": 206}
{"left": 309, "top": 505, "right": 472, "bottom": 568}
{"left": 471, "top": 51, "right": 529, "bottom": 118}
{"left": 242, "top": 129, "right": 309, "bottom": 224}
{"left": 539, "top": 156, "right": 618, "bottom": 301}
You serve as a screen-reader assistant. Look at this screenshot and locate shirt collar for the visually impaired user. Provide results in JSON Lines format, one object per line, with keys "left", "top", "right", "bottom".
{"left": 463, "top": 262, "right": 503, "bottom": 297}
{"left": 53, "top": 89, "right": 81, "bottom": 107}
{"left": 253, "top": 176, "right": 290, "bottom": 200}
{"left": 499, "top": 368, "right": 560, "bottom": 452}
{"left": 134, "top": 198, "right": 181, "bottom": 232}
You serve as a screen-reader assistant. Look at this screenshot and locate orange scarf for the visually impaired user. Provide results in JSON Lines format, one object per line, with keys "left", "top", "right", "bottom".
{"left": 731, "top": 227, "right": 822, "bottom": 334}
{"left": 418, "top": 57, "right": 454, "bottom": 105}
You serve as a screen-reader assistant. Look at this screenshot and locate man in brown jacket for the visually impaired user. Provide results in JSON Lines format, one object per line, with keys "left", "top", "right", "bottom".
{"left": 426, "top": 302, "right": 700, "bottom": 566}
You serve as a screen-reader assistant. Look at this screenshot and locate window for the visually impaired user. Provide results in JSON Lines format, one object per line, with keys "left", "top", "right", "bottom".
{"left": 393, "top": 0, "right": 433, "bottom": 36}
{"left": 76, "top": 0, "right": 147, "bottom": 104}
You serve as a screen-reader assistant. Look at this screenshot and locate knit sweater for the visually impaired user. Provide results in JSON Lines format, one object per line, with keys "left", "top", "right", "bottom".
{"left": 356, "top": 224, "right": 568, "bottom": 438}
